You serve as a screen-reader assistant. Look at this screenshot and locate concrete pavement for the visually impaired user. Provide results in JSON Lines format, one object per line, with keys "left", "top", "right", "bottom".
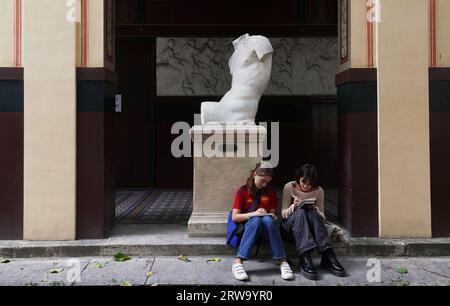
{"left": 0, "top": 255, "right": 449, "bottom": 286}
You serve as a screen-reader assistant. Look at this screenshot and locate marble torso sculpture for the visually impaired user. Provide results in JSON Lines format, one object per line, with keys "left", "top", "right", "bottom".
{"left": 200, "top": 34, "right": 273, "bottom": 125}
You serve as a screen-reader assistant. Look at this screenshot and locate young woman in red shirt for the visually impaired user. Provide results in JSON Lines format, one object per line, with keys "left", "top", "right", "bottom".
{"left": 231, "top": 161, "right": 293, "bottom": 281}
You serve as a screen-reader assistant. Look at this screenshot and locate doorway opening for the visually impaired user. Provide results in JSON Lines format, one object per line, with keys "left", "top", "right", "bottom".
{"left": 112, "top": 0, "right": 340, "bottom": 227}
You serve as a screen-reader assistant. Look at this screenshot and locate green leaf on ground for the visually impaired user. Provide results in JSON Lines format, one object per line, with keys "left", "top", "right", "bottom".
{"left": 396, "top": 267, "right": 408, "bottom": 274}
{"left": 389, "top": 277, "right": 411, "bottom": 286}
{"left": 120, "top": 281, "right": 133, "bottom": 286}
{"left": 206, "top": 257, "right": 221, "bottom": 263}
{"left": 50, "top": 281, "right": 65, "bottom": 286}
{"left": 0, "top": 258, "right": 10, "bottom": 264}
{"left": 178, "top": 255, "right": 191, "bottom": 262}
{"left": 113, "top": 252, "right": 131, "bottom": 262}
{"left": 48, "top": 268, "right": 64, "bottom": 274}
{"left": 146, "top": 271, "right": 155, "bottom": 277}
{"left": 93, "top": 262, "right": 106, "bottom": 269}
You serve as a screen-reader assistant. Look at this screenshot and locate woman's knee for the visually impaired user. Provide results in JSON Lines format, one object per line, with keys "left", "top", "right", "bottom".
{"left": 246, "top": 216, "right": 263, "bottom": 228}
{"left": 292, "top": 208, "right": 306, "bottom": 219}
{"left": 305, "top": 208, "right": 322, "bottom": 220}
{"left": 291, "top": 209, "right": 308, "bottom": 229}
{"left": 261, "top": 215, "right": 277, "bottom": 227}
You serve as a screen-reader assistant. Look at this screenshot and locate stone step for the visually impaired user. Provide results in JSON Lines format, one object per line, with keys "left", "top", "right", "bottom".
{"left": 1, "top": 224, "right": 449, "bottom": 258}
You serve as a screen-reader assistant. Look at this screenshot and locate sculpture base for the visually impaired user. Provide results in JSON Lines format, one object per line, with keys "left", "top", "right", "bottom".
{"left": 188, "top": 124, "right": 267, "bottom": 237}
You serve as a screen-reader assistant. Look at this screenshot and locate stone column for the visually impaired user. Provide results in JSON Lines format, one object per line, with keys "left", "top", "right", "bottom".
{"left": 377, "top": 0, "right": 432, "bottom": 238}
{"left": 23, "top": 0, "right": 77, "bottom": 240}
{"left": 188, "top": 125, "right": 266, "bottom": 237}
{"left": 0, "top": 0, "right": 23, "bottom": 239}
{"left": 430, "top": 0, "right": 450, "bottom": 237}
{"left": 336, "top": 0, "right": 379, "bottom": 236}
{"left": 76, "top": 0, "right": 117, "bottom": 239}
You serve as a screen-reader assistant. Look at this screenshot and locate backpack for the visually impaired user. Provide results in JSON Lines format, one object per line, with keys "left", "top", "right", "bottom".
{"left": 226, "top": 193, "right": 260, "bottom": 248}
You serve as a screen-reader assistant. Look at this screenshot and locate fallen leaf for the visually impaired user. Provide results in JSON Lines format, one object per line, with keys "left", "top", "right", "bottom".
{"left": 178, "top": 255, "right": 191, "bottom": 262}
{"left": 146, "top": 271, "right": 155, "bottom": 277}
{"left": 113, "top": 252, "right": 131, "bottom": 262}
{"left": 396, "top": 267, "right": 408, "bottom": 274}
{"left": 206, "top": 257, "right": 222, "bottom": 263}
{"left": 120, "top": 281, "right": 132, "bottom": 286}
{"left": 93, "top": 262, "right": 106, "bottom": 269}
{"left": 0, "top": 258, "right": 10, "bottom": 264}
{"left": 48, "top": 268, "right": 64, "bottom": 274}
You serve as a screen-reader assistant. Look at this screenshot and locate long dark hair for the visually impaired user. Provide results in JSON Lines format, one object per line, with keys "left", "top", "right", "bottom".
{"left": 294, "top": 164, "right": 318, "bottom": 188}
{"left": 246, "top": 161, "right": 274, "bottom": 197}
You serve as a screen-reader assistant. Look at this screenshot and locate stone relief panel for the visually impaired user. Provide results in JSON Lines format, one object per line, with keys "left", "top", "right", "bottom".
{"left": 156, "top": 37, "right": 338, "bottom": 96}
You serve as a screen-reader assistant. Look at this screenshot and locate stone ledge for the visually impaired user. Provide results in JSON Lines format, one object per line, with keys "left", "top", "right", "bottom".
{"left": 2, "top": 239, "right": 450, "bottom": 258}
{"left": 1, "top": 225, "right": 449, "bottom": 258}
{"left": 187, "top": 213, "right": 228, "bottom": 237}
{"left": 1, "top": 240, "right": 449, "bottom": 258}
{"left": 403, "top": 238, "right": 450, "bottom": 256}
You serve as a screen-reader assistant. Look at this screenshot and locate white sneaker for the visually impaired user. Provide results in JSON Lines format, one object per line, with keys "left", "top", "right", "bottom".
{"left": 280, "top": 261, "right": 294, "bottom": 280}
{"left": 232, "top": 262, "right": 249, "bottom": 281}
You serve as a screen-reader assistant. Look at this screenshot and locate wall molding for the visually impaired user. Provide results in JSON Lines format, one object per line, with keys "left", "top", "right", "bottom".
{"left": 335, "top": 68, "right": 377, "bottom": 86}
{"left": 81, "top": 0, "right": 88, "bottom": 67}
{"left": 339, "top": 0, "right": 349, "bottom": 64}
{"left": 430, "top": 0, "right": 437, "bottom": 67}
{"left": 429, "top": 67, "right": 450, "bottom": 81}
{"left": 367, "top": 0, "right": 375, "bottom": 67}
{"left": 76, "top": 67, "right": 118, "bottom": 84}
{"left": 15, "top": 0, "right": 22, "bottom": 67}
{"left": 0, "top": 67, "right": 23, "bottom": 80}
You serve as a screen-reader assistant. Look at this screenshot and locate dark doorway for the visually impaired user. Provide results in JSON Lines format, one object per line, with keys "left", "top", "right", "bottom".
{"left": 115, "top": 37, "right": 156, "bottom": 188}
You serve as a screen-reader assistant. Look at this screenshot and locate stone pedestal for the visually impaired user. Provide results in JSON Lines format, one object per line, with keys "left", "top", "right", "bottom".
{"left": 188, "top": 125, "right": 267, "bottom": 237}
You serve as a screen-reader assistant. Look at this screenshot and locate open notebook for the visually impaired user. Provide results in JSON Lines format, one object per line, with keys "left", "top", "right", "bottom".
{"left": 298, "top": 198, "right": 317, "bottom": 209}
{"left": 291, "top": 187, "right": 317, "bottom": 209}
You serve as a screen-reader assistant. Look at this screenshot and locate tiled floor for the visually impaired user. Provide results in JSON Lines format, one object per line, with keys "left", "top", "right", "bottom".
{"left": 115, "top": 189, "right": 193, "bottom": 224}
{"left": 115, "top": 188, "right": 339, "bottom": 224}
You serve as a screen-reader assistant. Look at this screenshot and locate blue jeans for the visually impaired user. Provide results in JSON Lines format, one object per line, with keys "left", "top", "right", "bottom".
{"left": 237, "top": 215, "right": 286, "bottom": 260}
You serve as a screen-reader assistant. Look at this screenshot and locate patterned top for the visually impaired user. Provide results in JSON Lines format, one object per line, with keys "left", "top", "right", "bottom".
{"left": 232, "top": 185, "right": 278, "bottom": 213}
{"left": 281, "top": 181, "right": 325, "bottom": 220}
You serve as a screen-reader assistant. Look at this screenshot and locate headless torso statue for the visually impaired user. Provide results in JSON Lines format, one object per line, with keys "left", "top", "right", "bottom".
{"left": 200, "top": 34, "right": 273, "bottom": 125}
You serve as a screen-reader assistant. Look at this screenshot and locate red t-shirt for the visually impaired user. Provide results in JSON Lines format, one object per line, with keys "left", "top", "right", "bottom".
{"left": 232, "top": 185, "right": 277, "bottom": 213}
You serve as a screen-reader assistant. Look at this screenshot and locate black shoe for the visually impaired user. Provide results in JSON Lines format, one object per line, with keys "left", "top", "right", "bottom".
{"left": 320, "top": 249, "right": 346, "bottom": 277}
{"left": 299, "top": 252, "right": 318, "bottom": 280}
